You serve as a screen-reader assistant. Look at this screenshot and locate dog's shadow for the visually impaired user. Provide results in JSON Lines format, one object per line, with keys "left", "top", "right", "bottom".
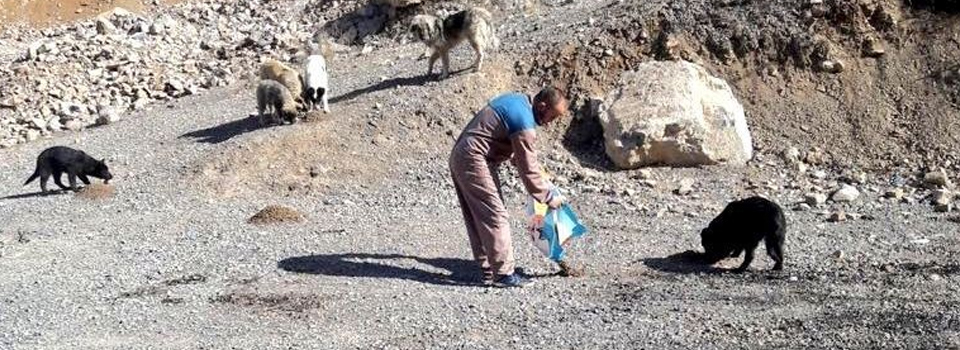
{"left": 0, "top": 189, "right": 71, "bottom": 201}
{"left": 330, "top": 69, "right": 470, "bottom": 105}
{"left": 180, "top": 115, "right": 272, "bottom": 144}
{"left": 642, "top": 250, "right": 723, "bottom": 274}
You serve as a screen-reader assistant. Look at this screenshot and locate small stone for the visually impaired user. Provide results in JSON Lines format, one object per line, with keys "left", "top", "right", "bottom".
{"left": 931, "top": 189, "right": 954, "bottom": 206}
{"left": 674, "top": 178, "right": 694, "bottom": 195}
{"left": 65, "top": 120, "right": 83, "bottom": 131}
{"left": 923, "top": 170, "right": 952, "bottom": 189}
{"left": 30, "top": 118, "right": 47, "bottom": 130}
{"left": 133, "top": 98, "right": 150, "bottom": 110}
{"left": 361, "top": 45, "right": 373, "bottom": 55}
{"left": 884, "top": 188, "right": 904, "bottom": 200}
{"left": 640, "top": 179, "right": 657, "bottom": 188}
{"left": 804, "top": 192, "right": 827, "bottom": 206}
{"left": 811, "top": 170, "right": 827, "bottom": 179}
{"left": 792, "top": 162, "right": 808, "bottom": 173}
{"left": 634, "top": 169, "right": 653, "bottom": 180}
{"left": 929, "top": 274, "right": 943, "bottom": 282}
{"left": 828, "top": 211, "right": 847, "bottom": 222}
{"left": 862, "top": 37, "right": 885, "bottom": 58}
{"left": 842, "top": 171, "right": 868, "bottom": 184}
{"left": 831, "top": 185, "right": 860, "bottom": 202}
{"left": 47, "top": 118, "right": 62, "bottom": 131}
{"left": 820, "top": 60, "right": 844, "bottom": 73}
{"left": 788, "top": 276, "right": 799, "bottom": 282}
{"left": 578, "top": 168, "right": 602, "bottom": 180}
{"left": 24, "top": 129, "right": 40, "bottom": 142}
{"left": 831, "top": 250, "right": 844, "bottom": 259}
{"left": 96, "top": 18, "right": 116, "bottom": 35}
{"left": 149, "top": 20, "right": 166, "bottom": 35}
{"left": 794, "top": 203, "right": 811, "bottom": 211}
{"left": 96, "top": 108, "right": 121, "bottom": 125}
{"left": 0, "top": 98, "right": 16, "bottom": 109}
{"left": 782, "top": 147, "right": 801, "bottom": 163}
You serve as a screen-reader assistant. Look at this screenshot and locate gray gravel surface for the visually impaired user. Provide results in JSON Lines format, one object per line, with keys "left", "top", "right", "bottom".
{"left": 1, "top": 1, "right": 960, "bottom": 349}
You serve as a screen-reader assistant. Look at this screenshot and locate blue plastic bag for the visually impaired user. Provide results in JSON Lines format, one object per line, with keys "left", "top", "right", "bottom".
{"left": 526, "top": 190, "right": 588, "bottom": 262}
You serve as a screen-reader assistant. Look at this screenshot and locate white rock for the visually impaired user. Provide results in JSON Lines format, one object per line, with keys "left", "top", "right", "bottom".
{"left": 831, "top": 185, "right": 860, "bottom": 202}
{"left": 675, "top": 178, "right": 694, "bottom": 195}
{"left": 30, "top": 118, "right": 47, "bottom": 130}
{"left": 923, "top": 170, "right": 952, "bottom": 188}
{"left": 827, "top": 211, "right": 847, "bottom": 222}
{"left": 804, "top": 192, "right": 827, "bottom": 206}
{"left": 96, "top": 108, "right": 121, "bottom": 125}
{"left": 96, "top": 18, "right": 117, "bottom": 35}
{"left": 65, "top": 120, "right": 84, "bottom": 131}
{"left": 884, "top": 188, "right": 904, "bottom": 200}
{"left": 597, "top": 61, "right": 753, "bottom": 168}
{"left": 820, "top": 59, "right": 844, "bottom": 73}
{"left": 782, "top": 147, "right": 801, "bottom": 163}
{"left": 24, "top": 129, "right": 40, "bottom": 141}
{"left": 932, "top": 189, "right": 954, "bottom": 206}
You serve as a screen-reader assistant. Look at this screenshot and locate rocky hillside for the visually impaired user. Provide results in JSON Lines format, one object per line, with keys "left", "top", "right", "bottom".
{"left": 2, "top": 0, "right": 959, "bottom": 174}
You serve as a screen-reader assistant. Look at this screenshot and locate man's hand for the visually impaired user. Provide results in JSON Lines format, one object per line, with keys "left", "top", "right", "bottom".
{"left": 547, "top": 195, "right": 564, "bottom": 209}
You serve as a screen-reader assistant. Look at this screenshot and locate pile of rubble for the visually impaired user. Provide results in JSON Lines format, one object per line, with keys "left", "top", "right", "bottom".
{"left": 0, "top": 0, "right": 393, "bottom": 148}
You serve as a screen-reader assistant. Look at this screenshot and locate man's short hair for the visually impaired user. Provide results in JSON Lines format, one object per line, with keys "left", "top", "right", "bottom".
{"left": 534, "top": 86, "right": 566, "bottom": 107}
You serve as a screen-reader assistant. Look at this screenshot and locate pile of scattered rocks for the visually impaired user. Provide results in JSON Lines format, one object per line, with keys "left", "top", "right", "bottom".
{"left": 0, "top": 0, "right": 391, "bottom": 148}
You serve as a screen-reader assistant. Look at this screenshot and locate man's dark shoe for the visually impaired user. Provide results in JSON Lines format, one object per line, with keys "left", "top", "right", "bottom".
{"left": 493, "top": 273, "right": 533, "bottom": 288}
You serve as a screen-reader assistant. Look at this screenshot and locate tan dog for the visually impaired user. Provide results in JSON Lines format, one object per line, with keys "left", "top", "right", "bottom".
{"left": 256, "top": 80, "right": 301, "bottom": 126}
{"left": 410, "top": 7, "right": 499, "bottom": 79}
{"left": 259, "top": 58, "right": 304, "bottom": 105}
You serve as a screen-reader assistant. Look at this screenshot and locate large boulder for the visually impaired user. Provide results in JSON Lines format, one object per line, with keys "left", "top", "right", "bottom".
{"left": 597, "top": 61, "right": 753, "bottom": 168}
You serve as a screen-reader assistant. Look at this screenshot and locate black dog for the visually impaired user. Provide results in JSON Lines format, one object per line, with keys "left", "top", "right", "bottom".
{"left": 23, "top": 146, "right": 113, "bottom": 193}
{"left": 700, "top": 196, "right": 786, "bottom": 272}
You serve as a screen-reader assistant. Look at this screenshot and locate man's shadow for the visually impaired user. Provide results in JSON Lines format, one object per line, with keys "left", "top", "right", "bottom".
{"left": 277, "top": 253, "right": 479, "bottom": 286}
{"left": 329, "top": 69, "right": 469, "bottom": 105}
{"left": 641, "top": 250, "right": 723, "bottom": 274}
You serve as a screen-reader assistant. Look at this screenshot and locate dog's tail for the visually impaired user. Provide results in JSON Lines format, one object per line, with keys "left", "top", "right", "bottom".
{"left": 473, "top": 7, "right": 500, "bottom": 51}
{"left": 23, "top": 169, "right": 39, "bottom": 186}
{"left": 473, "top": 7, "right": 493, "bottom": 21}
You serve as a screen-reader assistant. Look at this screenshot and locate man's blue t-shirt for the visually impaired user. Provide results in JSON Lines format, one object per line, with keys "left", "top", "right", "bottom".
{"left": 488, "top": 93, "right": 536, "bottom": 137}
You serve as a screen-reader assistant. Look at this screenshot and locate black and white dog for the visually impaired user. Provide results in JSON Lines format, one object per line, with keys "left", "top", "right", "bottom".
{"left": 302, "top": 53, "right": 330, "bottom": 113}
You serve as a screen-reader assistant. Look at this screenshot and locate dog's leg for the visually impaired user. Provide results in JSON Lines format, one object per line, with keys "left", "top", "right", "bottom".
{"left": 67, "top": 173, "right": 80, "bottom": 192}
{"left": 258, "top": 100, "right": 267, "bottom": 126}
{"left": 53, "top": 170, "right": 69, "bottom": 191}
{"left": 766, "top": 231, "right": 785, "bottom": 271}
{"left": 427, "top": 51, "right": 439, "bottom": 76}
{"left": 469, "top": 38, "right": 484, "bottom": 73}
{"left": 274, "top": 101, "right": 284, "bottom": 125}
{"left": 321, "top": 88, "right": 330, "bottom": 113}
{"left": 40, "top": 173, "right": 51, "bottom": 193}
{"left": 733, "top": 241, "right": 760, "bottom": 273}
{"left": 729, "top": 249, "right": 743, "bottom": 258}
{"left": 78, "top": 174, "right": 91, "bottom": 185}
{"left": 306, "top": 88, "right": 315, "bottom": 111}
{"left": 440, "top": 52, "right": 451, "bottom": 79}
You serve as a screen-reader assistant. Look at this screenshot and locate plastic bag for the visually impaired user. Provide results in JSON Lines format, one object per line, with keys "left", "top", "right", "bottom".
{"left": 525, "top": 184, "right": 588, "bottom": 262}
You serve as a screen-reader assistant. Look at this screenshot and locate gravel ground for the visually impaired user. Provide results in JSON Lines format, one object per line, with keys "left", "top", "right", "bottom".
{"left": 1, "top": 1, "right": 960, "bottom": 349}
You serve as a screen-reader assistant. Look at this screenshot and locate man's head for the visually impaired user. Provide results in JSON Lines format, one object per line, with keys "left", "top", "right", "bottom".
{"left": 532, "top": 86, "right": 568, "bottom": 126}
